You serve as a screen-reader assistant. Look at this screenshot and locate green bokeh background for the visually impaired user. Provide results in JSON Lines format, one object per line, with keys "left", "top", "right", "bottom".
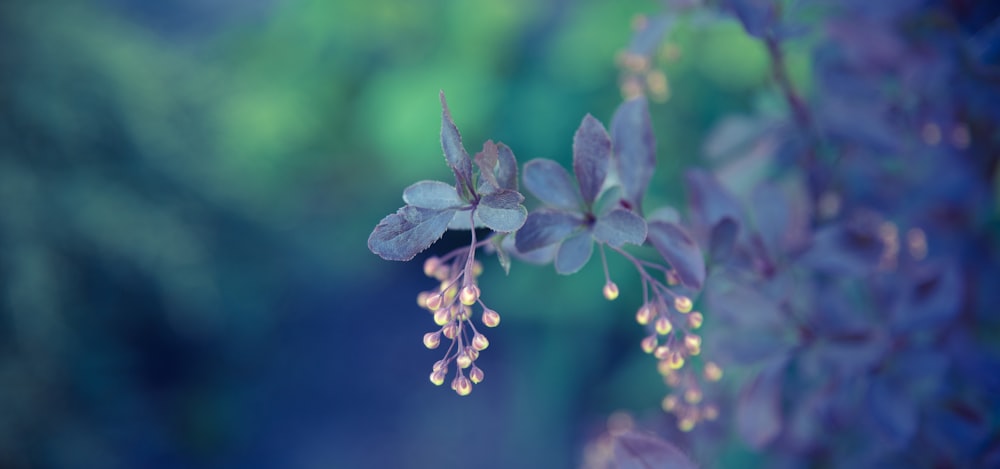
{"left": 0, "top": 0, "right": 804, "bottom": 467}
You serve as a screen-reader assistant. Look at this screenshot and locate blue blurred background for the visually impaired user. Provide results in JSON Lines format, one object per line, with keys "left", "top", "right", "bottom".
{"left": 0, "top": 0, "right": 789, "bottom": 467}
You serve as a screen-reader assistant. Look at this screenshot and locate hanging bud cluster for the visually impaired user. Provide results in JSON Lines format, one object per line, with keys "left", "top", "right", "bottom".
{"left": 417, "top": 250, "right": 500, "bottom": 396}
{"left": 633, "top": 273, "right": 720, "bottom": 430}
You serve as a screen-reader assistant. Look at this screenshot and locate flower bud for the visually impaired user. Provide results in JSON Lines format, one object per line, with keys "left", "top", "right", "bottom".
{"left": 456, "top": 352, "right": 472, "bottom": 369}
{"left": 654, "top": 345, "right": 670, "bottom": 360}
{"left": 655, "top": 317, "right": 673, "bottom": 335}
{"left": 423, "top": 257, "right": 441, "bottom": 277}
{"left": 465, "top": 346, "right": 479, "bottom": 362}
{"left": 661, "top": 395, "right": 678, "bottom": 412}
{"left": 426, "top": 294, "right": 444, "bottom": 311}
{"left": 472, "top": 333, "right": 489, "bottom": 351}
{"left": 423, "top": 332, "right": 441, "bottom": 349}
{"left": 482, "top": 309, "right": 501, "bottom": 327}
{"left": 704, "top": 362, "right": 723, "bottom": 382}
{"left": 684, "top": 334, "right": 701, "bottom": 351}
{"left": 684, "top": 388, "right": 702, "bottom": 404}
{"left": 470, "top": 366, "right": 484, "bottom": 384}
{"left": 432, "top": 359, "right": 447, "bottom": 372}
{"left": 417, "top": 292, "right": 430, "bottom": 309}
{"left": 442, "top": 322, "right": 459, "bottom": 339}
{"left": 460, "top": 285, "right": 480, "bottom": 306}
{"left": 429, "top": 369, "right": 446, "bottom": 386}
{"left": 456, "top": 305, "right": 472, "bottom": 321}
{"left": 678, "top": 417, "right": 696, "bottom": 432}
{"left": 665, "top": 271, "right": 680, "bottom": 286}
{"left": 603, "top": 281, "right": 619, "bottom": 300}
{"left": 443, "top": 284, "right": 459, "bottom": 303}
{"left": 635, "top": 304, "right": 653, "bottom": 325}
{"left": 688, "top": 311, "right": 703, "bottom": 329}
{"left": 433, "top": 308, "right": 451, "bottom": 326}
{"left": 668, "top": 352, "right": 685, "bottom": 370}
{"left": 674, "top": 296, "right": 693, "bottom": 313}
{"left": 454, "top": 375, "right": 472, "bottom": 396}
{"left": 641, "top": 335, "right": 658, "bottom": 354}
{"left": 703, "top": 405, "right": 719, "bottom": 421}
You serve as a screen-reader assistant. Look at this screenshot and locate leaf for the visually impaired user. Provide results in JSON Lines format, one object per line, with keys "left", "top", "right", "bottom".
{"left": 736, "top": 359, "right": 785, "bottom": 449}
{"left": 593, "top": 208, "right": 647, "bottom": 247}
{"left": 514, "top": 209, "right": 583, "bottom": 252}
{"left": 593, "top": 186, "right": 624, "bottom": 216}
{"left": 612, "top": 431, "right": 698, "bottom": 469}
{"left": 555, "top": 230, "right": 593, "bottom": 275}
{"left": 890, "top": 261, "right": 962, "bottom": 333}
{"left": 474, "top": 140, "right": 500, "bottom": 191}
{"left": 522, "top": 159, "right": 582, "bottom": 211}
{"left": 684, "top": 169, "right": 743, "bottom": 236}
{"left": 476, "top": 189, "right": 527, "bottom": 232}
{"left": 868, "top": 379, "right": 917, "bottom": 448}
{"left": 368, "top": 206, "right": 455, "bottom": 261}
{"left": 573, "top": 114, "right": 611, "bottom": 206}
{"left": 440, "top": 91, "right": 474, "bottom": 197}
{"left": 448, "top": 210, "right": 485, "bottom": 230}
{"left": 646, "top": 221, "right": 706, "bottom": 290}
{"left": 709, "top": 217, "right": 739, "bottom": 262}
{"left": 495, "top": 142, "right": 519, "bottom": 191}
{"left": 491, "top": 234, "right": 512, "bottom": 275}
{"left": 402, "top": 180, "right": 465, "bottom": 210}
{"left": 611, "top": 97, "right": 656, "bottom": 212}
{"left": 726, "top": 0, "right": 777, "bottom": 39}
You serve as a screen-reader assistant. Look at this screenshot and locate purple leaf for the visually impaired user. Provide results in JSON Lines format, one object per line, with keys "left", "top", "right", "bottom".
{"left": 402, "top": 180, "right": 464, "bottom": 210}
{"left": 474, "top": 140, "right": 500, "bottom": 190}
{"left": 523, "top": 158, "right": 582, "bottom": 211}
{"left": 476, "top": 190, "right": 527, "bottom": 233}
{"left": 368, "top": 206, "right": 455, "bottom": 261}
{"left": 611, "top": 97, "right": 656, "bottom": 212}
{"left": 612, "top": 431, "right": 699, "bottom": 469}
{"left": 489, "top": 234, "right": 512, "bottom": 275}
{"left": 573, "top": 114, "right": 611, "bottom": 206}
{"left": 737, "top": 359, "right": 785, "bottom": 449}
{"left": 440, "top": 91, "right": 474, "bottom": 196}
{"left": 555, "top": 230, "right": 593, "bottom": 275}
{"left": 495, "top": 142, "right": 519, "bottom": 192}
{"left": 514, "top": 209, "right": 583, "bottom": 252}
{"left": 447, "top": 210, "right": 485, "bottom": 230}
{"left": 593, "top": 208, "right": 647, "bottom": 247}
{"left": 868, "top": 379, "right": 917, "bottom": 448}
{"left": 750, "top": 183, "right": 789, "bottom": 256}
{"left": 646, "top": 221, "right": 705, "bottom": 290}
{"left": 709, "top": 217, "right": 739, "bottom": 262}
{"left": 684, "top": 169, "right": 743, "bottom": 236}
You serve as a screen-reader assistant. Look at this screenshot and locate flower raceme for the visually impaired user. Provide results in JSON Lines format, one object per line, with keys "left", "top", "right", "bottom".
{"left": 369, "top": 92, "right": 721, "bottom": 422}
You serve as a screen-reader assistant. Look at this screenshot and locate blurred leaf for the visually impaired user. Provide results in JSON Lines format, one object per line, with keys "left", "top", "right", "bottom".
{"left": 495, "top": 142, "right": 519, "bottom": 192}
{"left": 737, "top": 358, "right": 785, "bottom": 449}
{"left": 612, "top": 431, "right": 699, "bottom": 469}
{"left": 868, "top": 379, "right": 917, "bottom": 448}
{"left": 646, "top": 221, "right": 705, "bottom": 290}
{"left": 611, "top": 97, "right": 656, "bottom": 213}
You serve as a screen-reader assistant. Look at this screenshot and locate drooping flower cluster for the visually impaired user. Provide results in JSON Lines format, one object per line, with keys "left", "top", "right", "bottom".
{"left": 416, "top": 242, "right": 501, "bottom": 396}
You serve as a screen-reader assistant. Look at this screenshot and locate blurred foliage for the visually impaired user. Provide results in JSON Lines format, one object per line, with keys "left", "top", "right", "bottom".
{"left": 0, "top": 0, "right": 794, "bottom": 467}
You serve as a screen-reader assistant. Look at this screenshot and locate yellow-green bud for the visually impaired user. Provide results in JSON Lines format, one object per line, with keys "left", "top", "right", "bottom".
{"left": 423, "top": 332, "right": 441, "bottom": 349}
{"left": 603, "top": 281, "right": 619, "bottom": 301}
{"left": 432, "top": 359, "right": 447, "bottom": 372}
{"left": 674, "top": 296, "right": 693, "bottom": 313}
{"left": 678, "top": 417, "right": 696, "bottom": 432}
{"left": 684, "top": 334, "right": 701, "bottom": 350}
{"left": 654, "top": 345, "right": 670, "bottom": 360}
{"left": 704, "top": 362, "right": 723, "bottom": 382}
{"left": 426, "top": 294, "right": 444, "bottom": 311}
{"left": 423, "top": 257, "right": 441, "bottom": 277}
{"left": 417, "top": 292, "right": 430, "bottom": 309}
{"left": 635, "top": 305, "right": 653, "bottom": 325}
{"left": 472, "top": 333, "right": 489, "bottom": 351}
{"left": 469, "top": 366, "right": 484, "bottom": 384}
{"left": 433, "top": 309, "right": 451, "bottom": 326}
{"left": 482, "top": 309, "right": 501, "bottom": 327}
{"left": 661, "top": 395, "right": 678, "bottom": 412}
{"left": 688, "top": 311, "right": 703, "bottom": 329}
{"left": 472, "top": 260, "right": 483, "bottom": 277}
{"left": 454, "top": 376, "right": 472, "bottom": 396}
{"left": 442, "top": 322, "right": 459, "bottom": 339}
{"left": 655, "top": 317, "right": 673, "bottom": 335}
{"left": 456, "top": 352, "right": 472, "bottom": 369}
{"left": 641, "top": 335, "right": 658, "bottom": 354}
{"left": 668, "top": 352, "right": 685, "bottom": 370}
{"left": 684, "top": 388, "right": 702, "bottom": 404}
{"left": 429, "top": 369, "right": 446, "bottom": 386}
{"left": 460, "top": 285, "right": 480, "bottom": 306}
